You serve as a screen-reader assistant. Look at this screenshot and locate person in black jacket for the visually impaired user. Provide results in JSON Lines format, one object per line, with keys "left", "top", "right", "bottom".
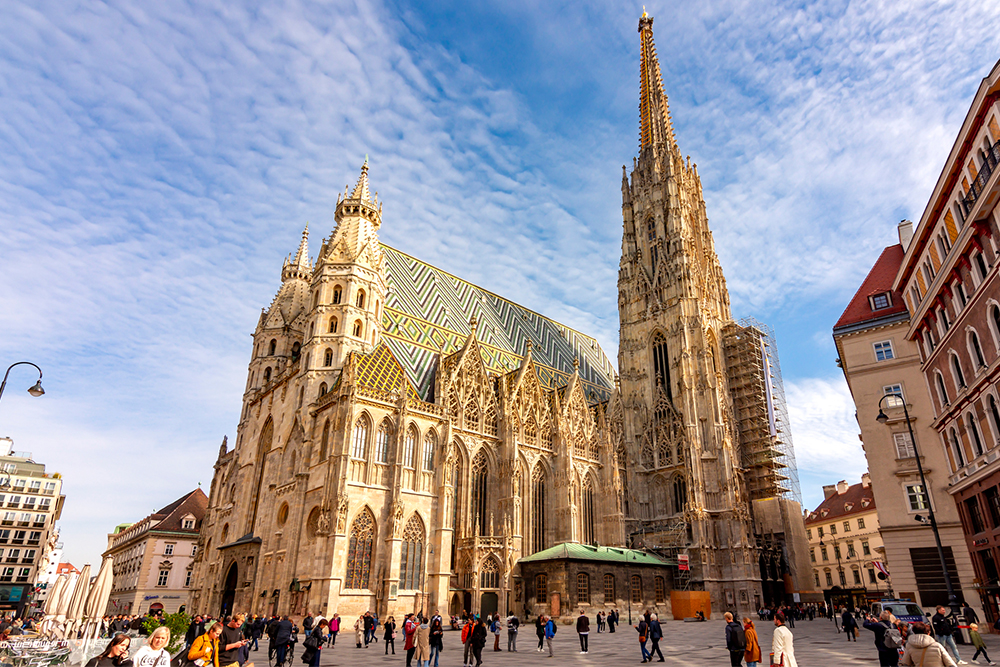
{"left": 471, "top": 617, "right": 488, "bottom": 667}
{"left": 842, "top": 609, "right": 858, "bottom": 642}
{"left": 535, "top": 615, "right": 545, "bottom": 651}
{"left": 724, "top": 612, "right": 746, "bottom": 667}
{"left": 636, "top": 617, "right": 651, "bottom": 664}
{"left": 648, "top": 613, "right": 664, "bottom": 663}
{"left": 575, "top": 611, "right": 590, "bottom": 654}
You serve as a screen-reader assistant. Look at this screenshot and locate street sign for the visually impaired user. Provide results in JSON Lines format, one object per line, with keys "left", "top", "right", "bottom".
{"left": 678, "top": 554, "right": 689, "bottom": 571}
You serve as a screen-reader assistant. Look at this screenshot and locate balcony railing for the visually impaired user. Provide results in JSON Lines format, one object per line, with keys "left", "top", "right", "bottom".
{"left": 963, "top": 141, "right": 1000, "bottom": 216}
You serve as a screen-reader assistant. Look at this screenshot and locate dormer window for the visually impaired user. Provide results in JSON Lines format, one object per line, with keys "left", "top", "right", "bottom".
{"left": 861, "top": 499, "right": 871, "bottom": 508}
{"left": 870, "top": 292, "right": 891, "bottom": 310}
{"left": 845, "top": 503, "right": 854, "bottom": 511}
{"left": 821, "top": 509, "right": 829, "bottom": 517}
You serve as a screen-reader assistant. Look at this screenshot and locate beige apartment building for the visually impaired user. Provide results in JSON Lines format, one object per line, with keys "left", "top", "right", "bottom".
{"left": 0, "top": 438, "right": 65, "bottom": 617}
{"left": 834, "top": 228, "right": 981, "bottom": 615}
{"left": 104, "top": 489, "right": 206, "bottom": 615}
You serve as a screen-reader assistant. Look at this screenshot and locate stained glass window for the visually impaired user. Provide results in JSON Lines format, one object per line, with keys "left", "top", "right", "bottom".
{"left": 399, "top": 515, "right": 424, "bottom": 590}
{"left": 346, "top": 510, "right": 375, "bottom": 589}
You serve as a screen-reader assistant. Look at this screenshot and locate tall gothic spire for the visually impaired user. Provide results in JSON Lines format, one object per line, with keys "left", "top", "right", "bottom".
{"left": 322, "top": 158, "right": 384, "bottom": 270}
{"left": 281, "top": 223, "right": 312, "bottom": 282}
{"left": 637, "top": 12, "right": 676, "bottom": 152}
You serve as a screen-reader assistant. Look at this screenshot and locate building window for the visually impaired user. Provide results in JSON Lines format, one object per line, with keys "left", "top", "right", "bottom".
{"left": 375, "top": 422, "right": 391, "bottom": 464}
{"left": 871, "top": 293, "right": 891, "bottom": 310}
{"left": 810, "top": 550, "right": 816, "bottom": 563}
{"left": 332, "top": 286, "right": 342, "bottom": 304}
{"left": 268, "top": 339, "right": 277, "bottom": 356}
{"left": 654, "top": 576, "right": 665, "bottom": 603}
{"left": 423, "top": 431, "right": 435, "bottom": 471}
{"left": 894, "top": 432, "right": 916, "bottom": 459}
{"left": 351, "top": 417, "right": 369, "bottom": 459}
{"left": 956, "top": 280, "right": 968, "bottom": 307}
{"left": 847, "top": 542, "right": 856, "bottom": 558}
{"left": 603, "top": 574, "right": 615, "bottom": 602}
{"left": 907, "top": 484, "right": 930, "bottom": 511}
{"left": 950, "top": 428, "right": 966, "bottom": 468}
{"left": 985, "top": 487, "right": 1000, "bottom": 528}
{"left": 263, "top": 367, "right": 271, "bottom": 383}
{"left": 853, "top": 569, "right": 862, "bottom": 585}
{"left": 843, "top": 521, "right": 851, "bottom": 533}
{"left": 830, "top": 524, "right": 837, "bottom": 535}
{"left": 952, "top": 353, "right": 967, "bottom": 388}
{"left": 578, "top": 573, "right": 591, "bottom": 604}
{"left": 817, "top": 527, "right": 824, "bottom": 538}
{"left": 858, "top": 517, "right": 865, "bottom": 529}
{"left": 346, "top": 509, "right": 376, "bottom": 589}
{"left": 874, "top": 341, "right": 894, "bottom": 361}
{"left": 403, "top": 428, "right": 417, "bottom": 468}
{"left": 399, "top": 515, "right": 425, "bottom": 590}
{"left": 825, "top": 571, "right": 833, "bottom": 587}
{"left": 968, "top": 413, "right": 986, "bottom": 457}
{"left": 184, "top": 570, "right": 192, "bottom": 587}
{"left": 630, "top": 575, "right": 642, "bottom": 603}
{"left": 821, "top": 547, "right": 828, "bottom": 561}
{"left": 157, "top": 570, "right": 169, "bottom": 587}
{"left": 651, "top": 332, "right": 672, "bottom": 401}
{"left": 531, "top": 465, "right": 546, "bottom": 554}
{"left": 536, "top": 574, "right": 548, "bottom": 601}
{"left": 182, "top": 519, "right": 194, "bottom": 530}
{"left": 164, "top": 544, "right": 174, "bottom": 556}
{"left": 966, "top": 497, "right": 986, "bottom": 534}
{"left": 319, "top": 382, "right": 328, "bottom": 396}
{"left": 814, "top": 572, "right": 821, "bottom": 587}
{"left": 329, "top": 317, "right": 338, "bottom": 333}
{"left": 806, "top": 528, "right": 812, "bottom": 540}
{"left": 868, "top": 568, "right": 877, "bottom": 584}
{"left": 324, "top": 348, "right": 333, "bottom": 366}
{"left": 191, "top": 545, "right": 198, "bottom": 557}
{"left": 839, "top": 570, "right": 847, "bottom": 586}
{"left": 356, "top": 290, "right": 365, "bottom": 309}
{"left": 975, "top": 252, "right": 991, "bottom": 282}
{"left": 353, "top": 321, "right": 363, "bottom": 337}
{"left": 834, "top": 545, "right": 842, "bottom": 560}
{"left": 883, "top": 385, "right": 904, "bottom": 405}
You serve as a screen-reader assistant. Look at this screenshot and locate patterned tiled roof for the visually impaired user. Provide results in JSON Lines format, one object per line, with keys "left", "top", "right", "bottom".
{"left": 355, "top": 343, "right": 420, "bottom": 401}
{"left": 380, "top": 245, "right": 616, "bottom": 402}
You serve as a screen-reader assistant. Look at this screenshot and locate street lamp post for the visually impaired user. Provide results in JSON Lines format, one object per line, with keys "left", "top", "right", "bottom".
{"left": 877, "top": 393, "right": 959, "bottom": 612}
{"left": 0, "top": 362, "right": 45, "bottom": 409}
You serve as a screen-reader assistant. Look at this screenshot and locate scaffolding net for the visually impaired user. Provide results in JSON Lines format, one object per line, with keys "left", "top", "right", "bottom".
{"left": 723, "top": 317, "right": 802, "bottom": 505}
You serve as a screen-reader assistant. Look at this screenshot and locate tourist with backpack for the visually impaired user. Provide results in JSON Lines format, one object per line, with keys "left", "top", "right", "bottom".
{"left": 544, "top": 615, "right": 556, "bottom": 658}
{"left": 725, "top": 612, "right": 747, "bottom": 666}
{"left": 900, "top": 621, "right": 957, "bottom": 666}
{"left": 864, "top": 610, "right": 903, "bottom": 666}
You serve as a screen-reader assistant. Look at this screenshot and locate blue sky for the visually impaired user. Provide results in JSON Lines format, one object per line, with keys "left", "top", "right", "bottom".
{"left": 1, "top": 0, "right": 999, "bottom": 568}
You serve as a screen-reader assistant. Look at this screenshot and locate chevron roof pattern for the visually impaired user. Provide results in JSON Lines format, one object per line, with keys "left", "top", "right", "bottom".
{"left": 380, "top": 245, "right": 616, "bottom": 403}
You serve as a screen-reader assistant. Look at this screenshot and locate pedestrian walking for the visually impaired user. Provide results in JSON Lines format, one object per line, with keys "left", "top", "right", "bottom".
{"left": 506, "top": 613, "right": 519, "bottom": 652}
{"left": 219, "top": 616, "right": 249, "bottom": 667}
{"left": 415, "top": 619, "right": 430, "bottom": 667}
{"left": 648, "top": 613, "right": 664, "bottom": 662}
{"left": 771, "top": 612, "right": 797, "bottom": 667}
{"left": 471, "top": 617, "right": 488, "bottom": 667}
{"left": 576, "top": 610, "right": 590, "bottom": 654}
{"left": 969, "top": 623, "right": 994, "bottom": 665}
{"left": 863, "top": 610, "right": 903, "bottom": 667}
{"left": 544, "top": 615, "right": 556, "bottom": 658}
{"left": 429, "top": 614, "right": 443, "bottom": 667}
{"left": 725, "top": 612, "right": 746, "bottom": 667}
{"left": 303, "top": 620, "right": 327, "bottom": 667}
{"left": 461, "top": 617, "right": 474, "bottom": 667}
{"left": 932, "top": 606, "right": 965, "bottom": 665}
{"left": 900, "top": 622, "right": 957, "bottom": 666}
{"left": 742, "top": 617, "right": 761, "bottom": 667}
{"left": 492, "top": 614, "right": 501, "bottom": 651}
{"left": 535, "top": 615, "right": 545, "bottom": 652}
{"left": 383, "top": 616, "right": 396, "bottom": 655}
{"left": 843, "top": 609, "right": 858, "bottom": 641}
{"left": 404, "top": 613, "right": 418, "bottom": 667}
{"left": 636, "top": 615, "right": 651, "bottom": 663}
{"left": 354, "top": 616, "right": 364, "bottom": 648}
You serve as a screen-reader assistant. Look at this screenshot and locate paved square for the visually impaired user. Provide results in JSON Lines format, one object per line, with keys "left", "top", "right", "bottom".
{"left": 245, "top": 617, "right": 1000, "bottom": 666}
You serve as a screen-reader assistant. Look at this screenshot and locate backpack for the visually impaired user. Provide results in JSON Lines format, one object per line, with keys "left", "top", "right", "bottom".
{"left": 883, "top": 624, "right": 904, "bottom": 650}
{"left": 732, "top": 623, "right": 747, "bottom": 651}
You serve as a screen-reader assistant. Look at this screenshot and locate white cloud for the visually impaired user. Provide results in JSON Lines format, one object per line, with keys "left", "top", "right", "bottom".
{"left": 786, "top": 376, "right": 868, "bottom": 511}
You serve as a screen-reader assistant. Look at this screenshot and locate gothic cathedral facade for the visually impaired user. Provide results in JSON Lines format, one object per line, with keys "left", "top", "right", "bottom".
{"left": 188, "top": 13, "right": 808, "bottom": 620}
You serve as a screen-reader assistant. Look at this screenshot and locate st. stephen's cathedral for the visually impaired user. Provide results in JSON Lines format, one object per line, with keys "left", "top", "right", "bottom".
{"left": 188, "top": 13, "right": 811, "bottom": 620}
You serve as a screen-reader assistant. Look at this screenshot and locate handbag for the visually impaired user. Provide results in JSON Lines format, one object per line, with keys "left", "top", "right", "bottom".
{"left": 304, "top": 635, "right": 320, "bottom": 650}
{"left": 770, "top": 651, "right": 784, "bottom": 667}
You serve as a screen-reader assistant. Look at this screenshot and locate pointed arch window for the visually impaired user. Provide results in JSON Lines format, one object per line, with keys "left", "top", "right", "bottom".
{"left": 480, "top": 557, "right": 500, "bottom": 589}
{"left": 269, "top": 339, "right": 277, "bottom": 356}
{"left": 404, "top": 426, "right": 417, "bottom": 468}
{"left": 582, "top": 479, "right": 596, "bottom": 545}
{"left": 329, "top": 317, "right": 338, "bottom": 334}
{"left": 423, "top": 431, "right": 436, "bottom": 471}
{"left": 471, "top": 452, "right": 488, "bottom": 536}
{"left": 291, "top": 342, "right": 301, "bottom": 363}
{"left": 319, "top": 420, "right": 330, "bottom": 461}
{"left": 968, "top": 413, "right": 985, "bottom": 457}
{"left": 651, "top": 332, "right": 672, "bottom": 402}
{"left": 375, "top": 421, "right": 391, "bottom": 463}
{"left": 346, "top": 510, "right": 375, "bottom": 589}
{"left": 352, "top": 416, "right": 370, "bottom": 459}
{"left": 263, "top": 367, "right": 272, "bottom": 383}
{"left": 319, "top": 382, "right": 328, "bottom": 396}
{"left": 353, "top": 321, "right": 363, "bottom": 337}
{"left": 673, "top": 476, "right": 687, "bottom": 515}
{"left": 399, "top": 515, "right": 425, "bottom": 590}
{"left": 324, "top": 348, "right": 333, "bottom": 366}
{"left": 531, "top": 465, "right": 546, "bottom": 554}
{"left": 332, "top": 286, "right": 342, "bottom": 305}
{"left": 356, "top": 290, "right": 365, "bottom": 309}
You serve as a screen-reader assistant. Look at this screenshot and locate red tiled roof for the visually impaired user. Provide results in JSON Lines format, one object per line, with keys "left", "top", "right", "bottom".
{"left": 805, "top": 481, "right": 877, "bottom": 524}
{"left": 834, "top": 244, "right": 907, "bottom": 330}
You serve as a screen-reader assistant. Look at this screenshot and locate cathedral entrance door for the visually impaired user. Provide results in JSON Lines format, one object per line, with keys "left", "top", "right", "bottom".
{"left": 480, "top": 592, "right": 498, "bottom": 618}
{"left": 221, "top": 563, "right": 238, "bottom": 617}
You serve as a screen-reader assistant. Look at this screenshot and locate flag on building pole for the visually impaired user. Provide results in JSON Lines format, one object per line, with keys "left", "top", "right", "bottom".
{"left": 874, "top": 561, "right": 890, "bottom": 578}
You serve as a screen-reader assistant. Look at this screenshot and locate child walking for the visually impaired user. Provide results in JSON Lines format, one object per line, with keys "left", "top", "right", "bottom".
{"left": 970, "top": 623, "right": 996, "bottom": 665}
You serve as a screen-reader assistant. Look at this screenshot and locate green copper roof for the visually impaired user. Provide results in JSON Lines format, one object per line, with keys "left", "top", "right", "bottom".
{"left": 518, "top": 543, "right": 671, "bottom": 566}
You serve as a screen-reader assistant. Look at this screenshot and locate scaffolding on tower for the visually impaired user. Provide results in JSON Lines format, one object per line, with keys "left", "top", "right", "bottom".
{"left": 722, "top": 317, "right": 802, "bottom": 505}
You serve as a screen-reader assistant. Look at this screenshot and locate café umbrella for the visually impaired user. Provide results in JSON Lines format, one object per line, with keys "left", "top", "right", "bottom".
{"left": 63, "top": 563, "right": 90, "bottom": 639}
{"left": 82, "top": 557, "right": 113, "bottom": 641}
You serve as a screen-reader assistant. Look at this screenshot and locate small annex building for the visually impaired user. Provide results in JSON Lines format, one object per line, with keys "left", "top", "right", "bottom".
{"left": 516, "top": 543, "right": 675, "bottom": 620}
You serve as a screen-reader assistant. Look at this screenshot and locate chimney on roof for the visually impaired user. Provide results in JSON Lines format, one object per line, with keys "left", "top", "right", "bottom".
{"left": 898, "top": 220, "right": 914, "bottom": 251}
{"left": 837, "top": 480, "right": 849, "bottom": 495}
{"left": 861, "top": 472, "right": 871, "bottom": 488}
{"left": 823, "top": 484, "right": 837, "bottom": 499}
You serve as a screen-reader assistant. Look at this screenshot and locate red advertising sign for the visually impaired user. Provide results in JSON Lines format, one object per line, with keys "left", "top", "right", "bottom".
{"left": 677, "top": 554, "right": 689, "bottom": 571}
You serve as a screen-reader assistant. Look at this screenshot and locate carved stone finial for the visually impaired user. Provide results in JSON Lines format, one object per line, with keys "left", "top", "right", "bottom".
{"left": 573, "top": 356, "right": 580, "bottom": 373}
{"left": 469, "top": 315, "right": 478, "bottom": 335}
{"left": 526, "top": 339, "right": 533, "bottom": 354}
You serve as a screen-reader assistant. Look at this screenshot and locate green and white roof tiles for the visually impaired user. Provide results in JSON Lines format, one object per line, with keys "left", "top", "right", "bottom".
{"left": 379, "top": 245, "right": 616, "bottom": 403}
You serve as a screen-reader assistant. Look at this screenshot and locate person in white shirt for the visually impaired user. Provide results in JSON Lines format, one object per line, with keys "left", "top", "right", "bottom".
{"left": 772, "top": 612, "right": 797, "bottom": 667}
{"left": 132, "top": 626, "right": 171, "bottom": 667}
